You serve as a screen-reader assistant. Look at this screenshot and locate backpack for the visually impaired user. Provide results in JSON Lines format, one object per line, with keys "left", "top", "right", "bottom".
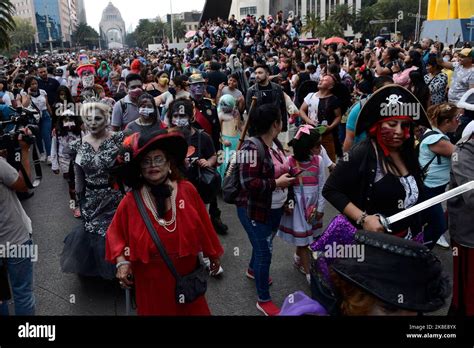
{"left": 222, "top": 137, "right": 266, "bottom": 204}
{"left": 416, "top": 130, "right": 443, "bottom": 181}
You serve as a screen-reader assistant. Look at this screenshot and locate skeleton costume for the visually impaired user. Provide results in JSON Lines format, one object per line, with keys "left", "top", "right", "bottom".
{"left": 60, "top": 101, "right": 124, "bottom": 280}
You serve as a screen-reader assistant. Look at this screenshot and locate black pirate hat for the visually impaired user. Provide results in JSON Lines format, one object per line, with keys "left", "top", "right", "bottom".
{"left": 355, "top": 84, "right": 431, "bottom": 135}
{"left": 331, "top": 231, "right": 450, "bottom": 313}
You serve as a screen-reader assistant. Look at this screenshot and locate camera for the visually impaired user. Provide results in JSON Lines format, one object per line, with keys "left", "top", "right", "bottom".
{"left": 0, "top": 107, "right": 42, "bottom": 190}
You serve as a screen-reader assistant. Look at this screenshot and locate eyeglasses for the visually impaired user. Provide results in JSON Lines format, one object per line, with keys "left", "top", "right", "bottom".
{"left": 140, "top": 155, "right": 167, "bottom": 169}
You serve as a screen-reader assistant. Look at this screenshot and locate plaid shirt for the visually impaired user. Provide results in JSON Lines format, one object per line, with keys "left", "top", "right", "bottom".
{"left": 236, "top": 138, "right": 276, "bottom": 223}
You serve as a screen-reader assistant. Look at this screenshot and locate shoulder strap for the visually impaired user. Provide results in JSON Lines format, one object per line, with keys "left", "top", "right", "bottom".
{"left": 133, "top": 190, "right": 181, "bottom": 280}
{"left": 420, "top": 130, "right": 443, "bottom": 173}
{"left": 249, "top": 136, "right": 266, "bottom": 162}
{"left": 120, "top": 99, "right": 127, "bottom": 114}
{"left": 295, "top": 161, "right": 307, "bottom": 211}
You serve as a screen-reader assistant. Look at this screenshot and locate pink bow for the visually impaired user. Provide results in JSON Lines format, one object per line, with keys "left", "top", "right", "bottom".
{"left": 295, "top": 124, "right": 315, "bottom": 140}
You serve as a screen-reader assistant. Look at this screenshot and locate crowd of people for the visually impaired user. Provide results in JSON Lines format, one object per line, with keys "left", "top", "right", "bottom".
{"left": 0, "top": 11, "right": 473, "bottom": 317}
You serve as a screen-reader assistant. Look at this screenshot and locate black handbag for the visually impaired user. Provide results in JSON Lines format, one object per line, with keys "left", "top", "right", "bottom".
{"left": 195, "top": 130, "right": 221, "bottom": 204}
{"left": 133, "top": 190, "right": 208, "bottom": 304}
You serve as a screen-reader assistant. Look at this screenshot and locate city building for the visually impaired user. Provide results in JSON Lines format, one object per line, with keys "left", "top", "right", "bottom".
{"left": 164, "top": 11, "right": 202, "bottom": 43}
{"left": 99, "top": 2, "right": 126, "bottom": 49}
{"left": 77, "top": 0, "right": 87, "bottom": 24}
{"left": 11, "top": 0, "right": 78, "bottom": 48}
{"left": 229, "top": 0, "right": 362, "bottom": 36}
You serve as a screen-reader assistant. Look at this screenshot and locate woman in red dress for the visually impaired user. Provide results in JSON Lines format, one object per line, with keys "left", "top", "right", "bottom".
{"left": 106, "top": 129, "right": 224, "bottom": 315}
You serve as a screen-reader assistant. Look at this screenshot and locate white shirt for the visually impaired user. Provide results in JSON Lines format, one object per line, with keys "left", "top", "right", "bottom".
{"left": 21, "top": 89, "right": 48, "bottom": 111}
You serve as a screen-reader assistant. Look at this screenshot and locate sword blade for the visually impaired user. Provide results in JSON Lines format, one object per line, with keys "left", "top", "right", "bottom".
{"left": 387, "top": 180, "right": 474, "bottom": 225}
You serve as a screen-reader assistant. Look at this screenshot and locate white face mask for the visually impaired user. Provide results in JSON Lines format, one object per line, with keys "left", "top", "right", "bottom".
{"left": 82, "top": 75, "right": 95, "bottom": 88}
{"left": 443, "top": 56, "right": 450, "bottom": 62}
{"left": 139, "top": 107, "right": 155, "bottom": 119}
{"left": 172, "top": 118, "right": 190, "bottom": 127}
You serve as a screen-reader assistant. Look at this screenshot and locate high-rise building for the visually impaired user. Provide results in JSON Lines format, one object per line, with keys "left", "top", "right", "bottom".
{"left": 77, "top": 0, "right": 87, "bottom": 24}
{"left": 11, "top": 0, "right": 78, "bottom": 48}
{"left": 230, "top": 0, "right": 362, "bottom": 36}
{"left": 99, "top": 2, "right": 126, "bottom": 49}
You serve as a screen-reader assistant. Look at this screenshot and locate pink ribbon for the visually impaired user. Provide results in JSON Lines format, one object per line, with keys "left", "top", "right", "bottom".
{"left": 295, "top": 124, "right": 315, "bottom": 140}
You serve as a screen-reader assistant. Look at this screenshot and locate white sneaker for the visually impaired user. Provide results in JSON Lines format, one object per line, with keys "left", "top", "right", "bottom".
{"left": 436, "top": 234, "right": 450, "bottom": 249}
{"left": 47, "top": 156, "right": 52, "bottom": 165}
{"left": 39, "top": 153, "right": 46, "bottom": 162}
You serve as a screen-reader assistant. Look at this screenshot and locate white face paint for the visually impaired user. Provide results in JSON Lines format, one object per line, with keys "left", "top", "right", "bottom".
{"left": 84, "top": 112, "right": 107, "bottom": 135}
{"left": 82, "top": 74, "right": 95, "bottom": 88}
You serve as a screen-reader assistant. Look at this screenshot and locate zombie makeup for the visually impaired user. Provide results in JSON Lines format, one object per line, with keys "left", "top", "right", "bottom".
{"left": 190, "top": 83, "right": 205, "bottom": 101}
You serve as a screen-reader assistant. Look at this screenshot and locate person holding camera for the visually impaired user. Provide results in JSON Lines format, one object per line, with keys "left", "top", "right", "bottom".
{"left": 0, "top": 129, "right": 35, "bottom": 315}
{"left": 20, "top": 76, "right": 53, "bottom": 165}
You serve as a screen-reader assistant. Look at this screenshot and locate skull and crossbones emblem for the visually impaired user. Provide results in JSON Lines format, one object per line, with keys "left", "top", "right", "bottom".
{"left": 386, "top": 94, "right": 403, "bottom": 106}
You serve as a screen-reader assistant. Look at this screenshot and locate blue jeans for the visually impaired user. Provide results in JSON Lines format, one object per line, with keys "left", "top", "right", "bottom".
{"left": 36, "top": 110, "right": 52, "bottom": 156}
{"left": 422, "top": 184, "right": 447, "bottom": 250}
{"left": 1, "top": 240, "right": 35, "bottom": 316}
{"left": 237, "top": 207, "right": 283, "bottom": 302}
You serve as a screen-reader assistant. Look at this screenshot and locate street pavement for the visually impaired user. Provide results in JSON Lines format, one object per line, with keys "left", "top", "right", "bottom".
{"left": 14, "top": 163, "right": 453, "bottom": 316}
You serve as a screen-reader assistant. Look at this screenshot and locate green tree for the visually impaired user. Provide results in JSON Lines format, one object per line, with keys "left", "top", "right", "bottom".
{"left": 374, "top": 0, "right": 428, "bottom": 40}
{"left": 10, "top": 17, "right": 36, "bottom": 50}
{"left": 134, "top": 19, "right": 157, "bottom": 47}
{"left": 353, "top": 6, "right": 384, "bottom": 38}
{"left": 0, "top": 0, "right": 16, "bottom": 50}
{"left": 330, "top": 4, "right": 355, "bottom": 30}
{"left": 166, "top": 19, "right": 186, "bottom": 42}
{"left": 72, "top": 23, "right": 100, "bottom": 49}
{"left": 303, "top": 13, "right": 322, "bottom": 38}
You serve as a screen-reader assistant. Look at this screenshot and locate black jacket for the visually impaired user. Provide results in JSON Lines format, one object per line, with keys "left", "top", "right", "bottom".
{"left": 246, "top": 81, "right": 288, "bottom": 133}
{"left": 323, "top": 139, "right": 424, "bottom": 235}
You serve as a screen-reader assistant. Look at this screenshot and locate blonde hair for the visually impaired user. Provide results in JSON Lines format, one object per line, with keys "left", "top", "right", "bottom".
{"left": 427, "top": 103, "right": 459, "bottom": 128}
{"left": 80, "top": 102, "right": 111, "bottom": 123}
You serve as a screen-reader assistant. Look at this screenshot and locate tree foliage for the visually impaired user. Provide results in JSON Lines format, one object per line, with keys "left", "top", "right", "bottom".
{"left": 0, "top": 0, "right": 16, "bottom": 50}
{"left": 10, "top": 17, "right": 36, "bottom": 50}
{"left": 72, "top": 23, "right": 100, "bottom": 49}
{"left": 303, "top": 0, "right": 429, "bottom": 40}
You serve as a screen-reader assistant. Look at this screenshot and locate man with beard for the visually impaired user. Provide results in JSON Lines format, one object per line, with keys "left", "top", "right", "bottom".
{"left": 188, "top": 73, "right": 229, "bottom": 236}
{"left": 246, "top": 64, "right": 288, "bottom": 136}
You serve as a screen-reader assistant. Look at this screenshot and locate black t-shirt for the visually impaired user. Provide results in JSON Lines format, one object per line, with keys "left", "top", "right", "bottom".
{"left": 185, "top": 129, "right": 216, "bottom": 181}
{"left": 317, "top": 95, "right": 341, "bottom": 126}
{"left": 187, "top": 130, "right": 216, "bottom": 161}
{"left": 258, "top": 83, "right": 274, "bottom": 105}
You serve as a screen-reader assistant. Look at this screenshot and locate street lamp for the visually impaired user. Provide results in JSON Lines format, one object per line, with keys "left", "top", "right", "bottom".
{"left": 170, "top": 0, "right": 175, "bottom": 44}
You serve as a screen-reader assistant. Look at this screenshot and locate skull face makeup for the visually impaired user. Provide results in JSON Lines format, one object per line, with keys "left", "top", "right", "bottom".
{"left": 82, "top": 73, "right": 95, "bottom": 88}
{"left": 190, "top": 83, "right": 205, "bottom": 101}
{"left": 81, "top": 103, "right": 110, "bottom": 136}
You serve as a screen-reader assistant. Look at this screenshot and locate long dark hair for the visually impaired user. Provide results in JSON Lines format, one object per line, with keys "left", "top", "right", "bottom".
{"left": 409, "top": 71, "right": 430, "bottom": 110}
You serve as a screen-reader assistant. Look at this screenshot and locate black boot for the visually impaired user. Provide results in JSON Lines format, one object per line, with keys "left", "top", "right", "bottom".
{"left": 211, "top": 215, "right": 229, "bottom": 235}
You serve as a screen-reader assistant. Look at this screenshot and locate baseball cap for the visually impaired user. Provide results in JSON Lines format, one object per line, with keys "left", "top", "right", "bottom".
{"left": 459, "top": 48, "right": 474, "bottom": 58}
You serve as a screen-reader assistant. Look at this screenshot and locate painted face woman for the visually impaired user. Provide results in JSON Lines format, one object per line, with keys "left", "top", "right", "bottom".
{"left": 106, "top": 129, "right": 224, "bottom": 315}
{"left": 60, "top": 102, "right": 124, "bottom": 280}
{"left": 323, "top": 84, "right": 432, "bottom": 238}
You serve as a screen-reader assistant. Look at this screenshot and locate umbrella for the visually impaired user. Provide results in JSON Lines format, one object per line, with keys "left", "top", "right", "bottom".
{"left": 323, "top": 37, "right": 348, "bottom": 45}
{"left": 185, "top": 30, "right": 197, "bottom": 39}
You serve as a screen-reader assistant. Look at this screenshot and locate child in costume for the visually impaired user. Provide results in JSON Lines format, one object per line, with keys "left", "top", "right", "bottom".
{"left": 277, "top": 125, "right": 327, "bottom": 284}
{"left": 51, "top": 109, "right": 84, "bottom": 217}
